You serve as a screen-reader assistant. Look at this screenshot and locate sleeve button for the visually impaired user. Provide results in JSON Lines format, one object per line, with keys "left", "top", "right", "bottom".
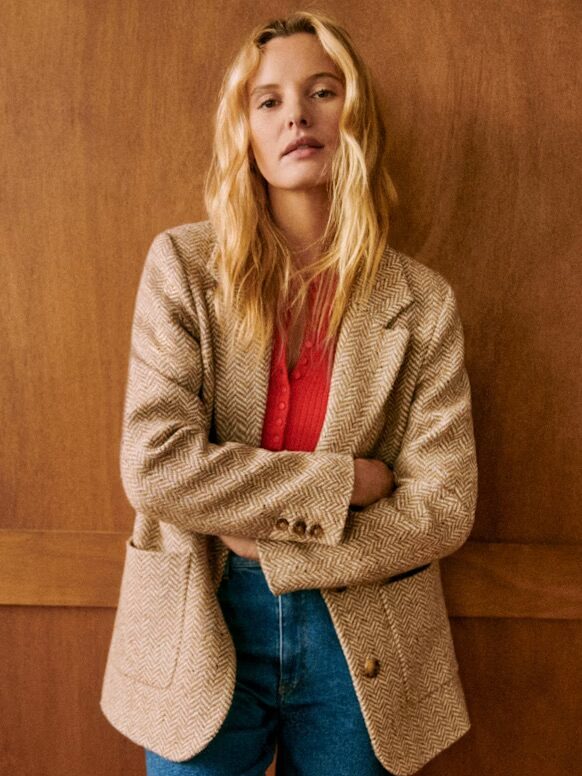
{"left": 291, "top": 519, "right": 306, "bottom": 536}
{"left": 275, "top": 517, "right": 289, "bottom": 530}
{"left": 307, "top": 523, "right": 323, "bottom": 538}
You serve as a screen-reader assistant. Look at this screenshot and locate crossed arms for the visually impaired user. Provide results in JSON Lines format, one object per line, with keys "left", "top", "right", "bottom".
{"left": 120, "top": 231, "right": 478, "bottom": 596}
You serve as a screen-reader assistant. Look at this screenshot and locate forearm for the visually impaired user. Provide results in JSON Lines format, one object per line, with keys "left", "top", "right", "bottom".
{"left": 256, "top": 470, "right": 476, "bottom": 596}
{"left": 122, "top": 418, "right": 355, "bottom": 545}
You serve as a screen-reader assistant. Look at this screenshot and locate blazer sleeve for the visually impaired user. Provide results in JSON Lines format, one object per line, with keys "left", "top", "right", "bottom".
{"left": 256, "top": 282, "right": 478, "bottom": 595}
{"left": 119, "top": 230, "right": 355, "bottom": 546}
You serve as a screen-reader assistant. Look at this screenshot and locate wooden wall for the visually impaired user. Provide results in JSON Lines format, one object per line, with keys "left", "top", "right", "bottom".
{"left": 1, "top": 1, "right": 580, "bottom": 774}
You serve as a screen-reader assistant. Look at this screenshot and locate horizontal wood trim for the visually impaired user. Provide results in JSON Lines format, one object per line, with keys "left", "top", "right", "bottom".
{"left": 0, "top": 529, "right": 125, "bottom": 608}
{"left": 441, "top": 541, "right": 582, "bottom": 620}
{"left": 0, "top": 529, "right": 580, "bottom": 618}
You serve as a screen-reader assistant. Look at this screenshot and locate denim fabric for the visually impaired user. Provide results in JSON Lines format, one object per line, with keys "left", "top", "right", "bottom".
{"left": 145, "top": 550, "right": 392, "bottom": 776}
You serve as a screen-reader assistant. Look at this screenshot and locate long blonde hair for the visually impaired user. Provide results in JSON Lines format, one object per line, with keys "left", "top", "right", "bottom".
{"left": 203, "top": 8, "right": 398, "bottom": 360}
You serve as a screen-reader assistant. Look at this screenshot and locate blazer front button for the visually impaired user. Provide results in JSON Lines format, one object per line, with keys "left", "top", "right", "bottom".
{"left": 275, "top": 517, "right": 289, "bottom": 530}
{"left": 333, "top": 585, "right": 347, "bottom": 593}
{"left": 363, "top": 657, "right": 380, "bottom": 678}
{"left": 307, "top": 523, "right": 323, "bottom": 538}
{"left": 291, "top": 519, "right": 306, "bottom": 536}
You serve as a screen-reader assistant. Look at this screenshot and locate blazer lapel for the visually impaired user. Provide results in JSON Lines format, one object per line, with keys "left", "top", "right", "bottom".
{"left": 204, "top": 243, "right": 414, "bottom": 453}
{"left": 316, "top": 247, "right": 413, "bottom": 454}
{"left": 204, "top": 247, "right": 271, "bottom": 448}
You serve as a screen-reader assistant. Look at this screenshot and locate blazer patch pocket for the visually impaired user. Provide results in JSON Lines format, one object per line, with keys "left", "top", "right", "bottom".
{"left": 379, "top": 562, "right": 459, "bottom": 703}
{"left": 109, "top": 538, "right": 192, "bottom": 689}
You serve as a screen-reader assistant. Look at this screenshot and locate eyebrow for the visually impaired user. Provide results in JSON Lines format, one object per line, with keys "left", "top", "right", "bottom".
{"left": 249, "top": 71, "right": 343, "bottom": 98}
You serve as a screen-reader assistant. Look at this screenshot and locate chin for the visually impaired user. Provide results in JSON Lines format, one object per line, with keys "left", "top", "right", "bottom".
{"left": 275, "top": 174, "right": 331, "bottom": 191}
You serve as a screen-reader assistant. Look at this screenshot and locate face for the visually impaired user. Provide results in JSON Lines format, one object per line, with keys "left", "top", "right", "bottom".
{"left": 246, "top": 33, "right": 346, "bottom": 194}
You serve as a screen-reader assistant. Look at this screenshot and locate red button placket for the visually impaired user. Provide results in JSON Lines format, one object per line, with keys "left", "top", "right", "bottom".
{"left": 289, "top": 277, "right": 331, "bottom": 381}
{"left": 267, "top": 335, "right": 290, "bottom": 450}
{"left": 263, "top": 275, "right": 336, "bottom": 451}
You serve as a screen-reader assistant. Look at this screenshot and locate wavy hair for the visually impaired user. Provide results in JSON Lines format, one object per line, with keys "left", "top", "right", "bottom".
{"left": 203, "top": 8, "right": 398, "bottom": 362}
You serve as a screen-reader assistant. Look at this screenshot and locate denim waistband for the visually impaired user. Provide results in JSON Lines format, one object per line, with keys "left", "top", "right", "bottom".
{"left": 223, "top": 549, "right": 262, "bottom": 579}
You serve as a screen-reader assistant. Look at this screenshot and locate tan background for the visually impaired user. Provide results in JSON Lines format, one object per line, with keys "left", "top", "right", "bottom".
{"left": 1, "top": 1, "right": 581, "bottom": 774}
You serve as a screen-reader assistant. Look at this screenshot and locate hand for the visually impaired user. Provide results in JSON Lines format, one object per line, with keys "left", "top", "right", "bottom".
{"left": 350, "top": 458, "right": 396, "bottom": 508}
{"left": 218, "top": 534, "right": 260, "bottom": 560}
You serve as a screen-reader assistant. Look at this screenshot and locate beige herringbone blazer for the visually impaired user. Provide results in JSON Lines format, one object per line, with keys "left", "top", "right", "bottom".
{"left": 100, "top": 220, "right": 478, "bottom": 775}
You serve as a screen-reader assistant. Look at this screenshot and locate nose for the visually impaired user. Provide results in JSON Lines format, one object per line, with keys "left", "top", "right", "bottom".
{"left": 288, "top": 113, "right": 309, "bottom": 128}
{"left": 287, "top": 96, "right": 311, "bottom": 128}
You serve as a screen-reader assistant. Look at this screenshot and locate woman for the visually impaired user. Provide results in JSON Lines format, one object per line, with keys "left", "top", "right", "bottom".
{"left": 100, "top": 10, "right": 478, "bottom": 776}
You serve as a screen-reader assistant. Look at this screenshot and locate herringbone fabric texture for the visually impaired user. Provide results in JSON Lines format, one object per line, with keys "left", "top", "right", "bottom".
{"left": 100, "top": 220, "right": 478, "bottom": 775}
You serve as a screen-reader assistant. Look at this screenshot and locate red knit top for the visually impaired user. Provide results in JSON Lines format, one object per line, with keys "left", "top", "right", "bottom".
{"left": 261, "top": 277, "right": 338, "bottom": 452}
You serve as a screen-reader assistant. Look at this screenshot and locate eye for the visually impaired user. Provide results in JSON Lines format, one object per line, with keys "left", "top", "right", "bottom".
{"left": 258, "top": 98, "right": 278, "bottom": 110}
{"left": 313, "top": 88, "right": 334, "bottom": 99}
{"left": 257, "top": 88, "right": 335, "bottom": 110}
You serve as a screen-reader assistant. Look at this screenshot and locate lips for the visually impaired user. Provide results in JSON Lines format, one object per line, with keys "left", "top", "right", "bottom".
{"left": 282, "top": 136, "right": 324, "bottom": 156}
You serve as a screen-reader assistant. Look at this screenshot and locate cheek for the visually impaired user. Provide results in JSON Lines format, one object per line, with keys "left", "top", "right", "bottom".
{"left": 330, "top": 107, "right": 344, "bottom": 134}
{"left": 249, "top": 121, "right": 263, "bottom": 153}
{"left": 248, "top": 138, "right": 276, "bottom": 180}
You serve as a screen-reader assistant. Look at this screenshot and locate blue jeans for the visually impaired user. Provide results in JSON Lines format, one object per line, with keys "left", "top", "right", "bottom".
{"left": 145, "top": 550, "right": 392, "bottom": 776}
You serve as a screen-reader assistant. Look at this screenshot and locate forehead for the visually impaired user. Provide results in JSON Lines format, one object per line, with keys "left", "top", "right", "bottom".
{"left": 247, "top": 33, "right": 342, "bottom": 92}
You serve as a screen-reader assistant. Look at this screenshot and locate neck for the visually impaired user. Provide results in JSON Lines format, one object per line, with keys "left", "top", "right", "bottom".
{"left": 268, "top": 186, "right": 330, "bottom": 268}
